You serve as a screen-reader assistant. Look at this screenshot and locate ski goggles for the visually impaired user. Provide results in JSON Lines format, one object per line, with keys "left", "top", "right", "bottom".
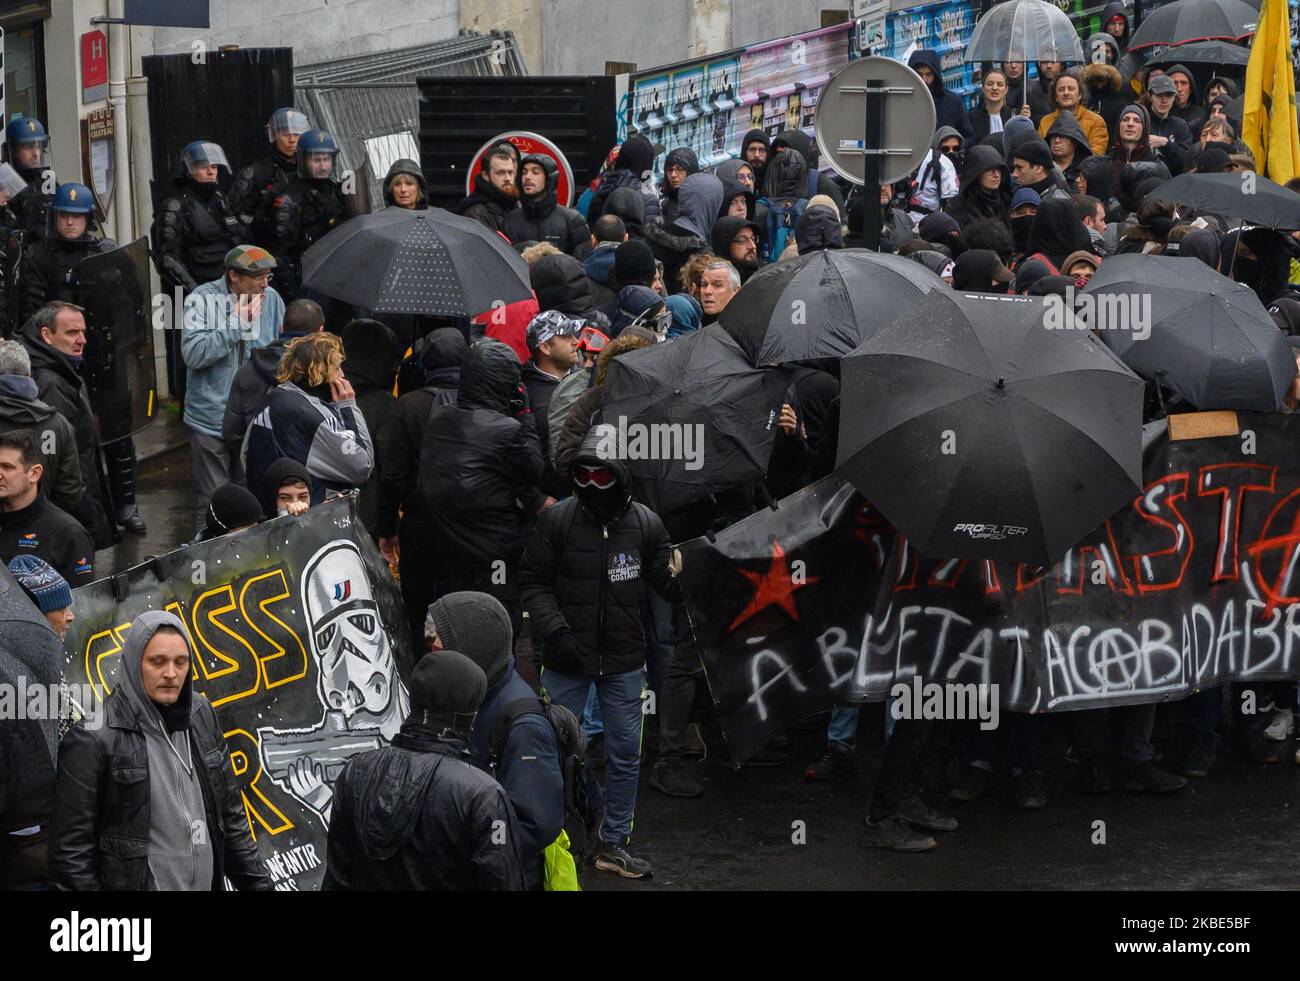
{"left": 577, "top": 326, "right": 609, "bottom": 354}
{"left": 573, "top": 464, "right": 617, "bottom": 489}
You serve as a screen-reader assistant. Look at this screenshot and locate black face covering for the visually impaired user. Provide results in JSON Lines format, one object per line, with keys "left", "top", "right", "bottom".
{"left": 1012, "top": 215, "right": 1034, "bottom": 253}
{"left": 576, "top": 483, "right": 626, "bottom": 525}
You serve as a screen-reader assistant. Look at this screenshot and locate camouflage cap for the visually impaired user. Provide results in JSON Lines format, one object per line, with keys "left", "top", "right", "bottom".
{"left": 224, "top": 244, "right": 278, "bottom": 273}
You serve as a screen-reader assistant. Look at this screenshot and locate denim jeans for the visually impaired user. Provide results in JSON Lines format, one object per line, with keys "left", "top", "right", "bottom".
{"left": 543, "top": 666, "right": 646, "bottom": 844}
{"left": 827, "top": 706, "right": 859, "bottom": 752}
{"left": 582, "top": 686, "right": 603, "bottom": 737}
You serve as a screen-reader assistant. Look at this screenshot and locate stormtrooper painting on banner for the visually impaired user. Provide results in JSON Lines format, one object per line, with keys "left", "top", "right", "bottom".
{"left": 59, "top": 494, "right": 416, "bottom": 891}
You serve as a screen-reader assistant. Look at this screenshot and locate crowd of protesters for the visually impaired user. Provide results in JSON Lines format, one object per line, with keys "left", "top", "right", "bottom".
{"left": 6, "top": 3, "right": 1300, "bottom": 890}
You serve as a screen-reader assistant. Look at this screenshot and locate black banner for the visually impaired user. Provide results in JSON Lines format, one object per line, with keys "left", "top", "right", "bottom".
{"left": 680, "top": 412, "right": 1300, "bottom": 762}
{"left": 61, "top": 496, "right": 415, "bottom": 891}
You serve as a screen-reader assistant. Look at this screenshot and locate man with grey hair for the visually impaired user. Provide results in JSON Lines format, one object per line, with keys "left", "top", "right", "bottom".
{"left": 698, "top": 259, "right": 741, "bottom": 324}
{"left": 0, "top": 337, "right": 83, "bottom": 516}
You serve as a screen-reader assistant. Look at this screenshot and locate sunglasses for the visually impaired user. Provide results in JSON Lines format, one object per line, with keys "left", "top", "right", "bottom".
{"left": 573, "top": 464, "right": 617, "bottom": 489}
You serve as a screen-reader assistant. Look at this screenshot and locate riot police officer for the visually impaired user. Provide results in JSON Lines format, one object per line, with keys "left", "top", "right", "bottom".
{"left": 228, "top": 107, "right": 311, "bottom": 301}
{"left": 4, "top": 117, "right": 55, "bottom": 243}
{"left": 272, "top": 129, "right": 347, "bottom": 301}
{"left": 151, "top": 141, "right": 243, "bottom": 295}
{"left": 0, "top": 164, "right": 29, "bottom": 337}
{"left": 20, "top": 183, "right": 145, "bottom": 535}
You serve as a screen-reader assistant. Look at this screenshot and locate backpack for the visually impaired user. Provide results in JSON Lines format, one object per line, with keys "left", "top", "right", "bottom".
{"left": 758, "top": 195, "right": 809, "bottom": 263}
{"left": 488, "top": 692, "right": 597, "bottom": 888}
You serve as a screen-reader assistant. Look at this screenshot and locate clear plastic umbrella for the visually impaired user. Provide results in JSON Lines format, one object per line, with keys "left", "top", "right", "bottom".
{"left": 964, "top": 0, "right": 1085, "bottom": 64}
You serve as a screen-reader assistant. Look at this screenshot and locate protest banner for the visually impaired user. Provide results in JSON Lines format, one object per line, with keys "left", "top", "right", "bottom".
{"left": 61, "top": 495, "right": 414, "bottom": 890}
{"left": 679, "top": 413, "right": 1300, "bottom": 762}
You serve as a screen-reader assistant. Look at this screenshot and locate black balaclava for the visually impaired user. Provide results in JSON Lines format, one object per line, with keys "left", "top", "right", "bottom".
{"left": 1011, "top": 214, "right": 1035, "bottom": 254}
{"left": 405, "top": 650, "right": 486, "bottom": 737}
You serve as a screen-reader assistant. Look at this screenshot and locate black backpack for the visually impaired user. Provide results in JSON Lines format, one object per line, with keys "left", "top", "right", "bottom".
{"left": 488, "top": 693, "right": 598, "bottom": 867}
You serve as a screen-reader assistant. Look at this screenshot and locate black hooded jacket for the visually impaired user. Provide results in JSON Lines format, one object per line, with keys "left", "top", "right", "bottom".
{"left": 503, "top": 156, "right": 590, "bottom": 257}
{"left": 1025, "top": 198, "right": 1093, "bottom": 269}
{"left": 1046, "top": 110, "right": 1094, "bottom": 188}
{"left": 944, "top": 145, "right": 1013, "bottom": 226}
{"left": 258, "top": 457, "right": 312, "bottom": 518}
{"left": 908, "top": 50, "right": 976, "bottom": 145}
{"left": 457, "top": 172, "right": 517, "bottom": 232}
{"left": 415, "top": 339, "right": 545, "bottom": 589}
{"left": 530, "top": 253, "right": 608, "bottom": 327}
{"left": 519, "top": 426, "right": 678, "bottom": 678}
{"left": 382, "top": 158, "right": 429, "bottom": 208}
{"left": 794, "top": 205, "right": 844, "bottom": 253}
{"left": 590, "top": 135, "right": 661, "bottom": 224}
{"left": 602, "top": 186, "right": 648, "bottom": 238}
{"left": 769, "top": 129, "right": 846, "bottom": 216}
{"left": 377, "top": 328, "right": 466, "bottom": 539}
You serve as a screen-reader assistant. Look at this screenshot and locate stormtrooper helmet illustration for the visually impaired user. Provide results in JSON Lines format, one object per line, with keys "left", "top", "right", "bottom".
{"left": 302, "top": 542, "right": 402, "bottom": 729}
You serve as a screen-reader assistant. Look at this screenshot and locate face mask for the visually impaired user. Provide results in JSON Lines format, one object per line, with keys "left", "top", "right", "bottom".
{"left": 1012, "top": 215, "right": 1034, "bottom": 252}
{"left": 576, "top": 483, "right": 624, "bottom": 525}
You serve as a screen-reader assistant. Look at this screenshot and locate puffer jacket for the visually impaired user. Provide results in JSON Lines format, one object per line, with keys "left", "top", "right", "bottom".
{"left": 48, "top": 611, "right": 271, "bottom": 892}
{"left": 457, "top": 171, "right": 517, "bottom": 232}
{"left": 519, "top": 427, "right": 677, "bottom": 678}
{"left": 1038, "top": 104, "right": 1110, "bottom": 156}
{"left": 415, "top": 339, "right": 545, "bottom": 588}
{"left": 502, "top": 189, "right": 590, "bottom": 257}
{"left": 321, "top": 723, "right": 525, "bottom": 891}
{"left": 0, "top": 375, "right": 82, "bottom": 515}
{"left": 531, "top": 253, "right": 608, "bottom": 326}
{"left": 1082, "top": 62, "right": 1128, "bottom": 138}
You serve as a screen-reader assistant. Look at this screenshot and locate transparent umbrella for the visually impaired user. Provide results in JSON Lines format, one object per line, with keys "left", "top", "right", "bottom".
{"left": 964, "top": 0, "right": 1085, "bottom": 64}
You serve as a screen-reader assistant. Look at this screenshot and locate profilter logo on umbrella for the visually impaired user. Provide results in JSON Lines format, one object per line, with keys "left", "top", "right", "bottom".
{"left": 953, "top": 523, "right": 1028, "bottom": 541}
{"left": 1043, "top": 286, "right": 1152, "bottom": 340}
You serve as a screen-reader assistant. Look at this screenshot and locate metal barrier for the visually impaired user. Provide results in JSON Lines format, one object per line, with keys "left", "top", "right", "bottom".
{"left": 293, "top": 30, "right": 527, "bottom": 210}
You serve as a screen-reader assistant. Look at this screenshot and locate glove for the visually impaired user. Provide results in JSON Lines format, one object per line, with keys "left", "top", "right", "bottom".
{"left": 545, "top": 629, "right": 584, "bottom": 675}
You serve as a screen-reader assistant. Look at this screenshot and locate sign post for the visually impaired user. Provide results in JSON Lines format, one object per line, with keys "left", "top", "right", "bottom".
{"left": 814, "top": 57, "right": 935, "bottom": 252}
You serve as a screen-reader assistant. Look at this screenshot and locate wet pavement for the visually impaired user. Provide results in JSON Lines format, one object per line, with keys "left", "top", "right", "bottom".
{"left": 109, "top": 438, "right": 1300, "bottom": 892}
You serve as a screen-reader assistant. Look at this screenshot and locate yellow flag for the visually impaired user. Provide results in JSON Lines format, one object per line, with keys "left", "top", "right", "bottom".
{"left": 1243, "top": 0, "right": 1300, "bottom": 183}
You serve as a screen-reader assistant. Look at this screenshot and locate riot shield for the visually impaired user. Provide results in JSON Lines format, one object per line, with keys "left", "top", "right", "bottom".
{"left": 78, "top": 236, "right": 157, "bottom": 443}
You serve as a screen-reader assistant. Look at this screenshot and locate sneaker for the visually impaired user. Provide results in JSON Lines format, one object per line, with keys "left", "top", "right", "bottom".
{"left": 949, "top": 763, "right": 995, "bottom": 802}
{"left": 804, "top": 747, "right": 858, "bottom": 781}
{"left": 863, "top": 815, "right": 937, "bottom": 852}
{"left": 1078, "top": 760, "right": 1112, "bottom": 794}
{"left": 649, "top": 759, "right": 704, "bottom": 798}
{"left": 1241, "top": 733, "right": 1280, "bottom": 764}
{"left": 1265, "top": 708, "right": 1294, "bottom": 742}
{"left": 1182, "top": 745, "right": 1215, "bottom": 778}
{"left": 594, "top": 841, "right": 653, "bottom": 879}
{"left": 899, "top": 796, "right": 958, "bottom": 832}
{"left": 1118, "top": 761, "right": 1188, "bottom": 793}
{"left": 1013, "top": 770, "right": 1047, "bottom": 809}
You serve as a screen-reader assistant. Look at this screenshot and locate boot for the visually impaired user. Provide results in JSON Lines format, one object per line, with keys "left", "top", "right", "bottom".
{"left": 104, "top": 437, "right": 146, "bottom": 535}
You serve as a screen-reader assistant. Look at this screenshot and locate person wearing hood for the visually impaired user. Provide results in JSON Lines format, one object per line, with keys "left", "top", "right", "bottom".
{"left": 908, "top": 51, "right": 975, "bottom": 146}
{"left": 909, "top": 126, "right": 962, "bottom": 220}
{"left": 221, "top": 297, "right": 324, "bottom": 461}
{"left": 917, "top": 211, "right": 964, "bottom": 257}
{"left": 944, "top": 144, "right": 1013, "bottom": 227}
{"left": 243, "top": 331, "right": 374, "bottom": 509}
{"left": 754, "top": 146, "right": 810, "bottom": 259}
{"left": 740, "top": 129, "right": 771, "bottom": 188}
{"left": 609, "top": 284, "right": 671, "bottom": 338}
{"left": 260, "top": 456, "right": 313, "bottom": 519}
{"left": 531, "top": 251, "right": 611, "bottom": 332}
{"left": 1001, "top": 60, "right": 1052, "bottom": 124}
{"left": 1011, "top": 140, "right": 1072, "bottom": 202}
{"left": 1163, "top": 64, "right": 1206, "bottom": 135}
{"left": 19, "top": 303, "right": 114, "bottom": 548}
{"left": 382, "top": 157, "right": 427, "bottom": 210}
{"left": 602, "top": 186, "right": 649, "bottom": 240}
{"left": 712, "top": 215, "right": 763, "bottom": 281}
{"left": 951, "top": 249, "right": 1014, "bottom": 292}
{"left": 665, "top": 293, "right": 704, "bottom": 338}
{"left": 770, "top": 128, "right": 847, "bottom": 216}
{"left": 971, "top": 69, "right": 1017, "bottom": 143}
{"left": 0, "top": 339, "right": 82, "bottom": 518}
{"left": 715, "top": 157, "right": 757, "bottom": 195}
{"left": 340, "top": 319, "right": 399, "bottom": 537}
{"left": 1204, "top": 76, "right": 1240, "bottom": 115}
{"left": 590, "top": 135, "right": 661, "bottom": 225}
{"left": 1142, "top": 74, "right": 1192, "bottom": 174}
{"left": 595, "top": 239, "right": 659, "bottom": 324}
{"left": 151, "top": 141, "right": 243, "bottom": 298}
{"left": 1038, "top": 71, "right": 1109, "bottom": 156}
{"left": 1108, "top": 105, "right": 1159, "bottom": 186}
{"left": 199, "top": 482, "right": 263, "bottom": 541}
{"left": 1221, "top": 227, "right": 1293, "bottom": 306}
{"left": 1100, "top": 1, "right": 1131, "bottom": 53}
{"left": 504, "top": 153, "right": 591, "bottom": 258}
{"left": 1024, "top": 197, "right": 1093, "bottom": 271}
{"left": 794, "top": 204, "right": 843, "bottom": 255}
{"left": 49, "top": 611, "right": 272, "bottom": 891}
{"left": 719, "top": 178, "right": 755, "bottom": 221}
{"left": 457, "top": 141, "right": 519, "bottom": 232}
{"left": 1077, "top": 155, "right": 1125, "bottom": 221}
{"left": 1046, "top": 110, "right": 1094, "bottom": 190}
{"left": 322, "top": 650, "right": 525, "bottom": 891}
{"left": 425, "top": 591, "right": 564, "bottom": 891}
{"left": 1168, "top": 225, "right": 1221, "bottom": 268}
{"left": 522, "top": 310, "right": 583, "bottom": 500}
{"left": 377, "top": 327, "right": 467, "bottom": 640}
{"left": 658, "top": 146, "right": 701, "bottom": 226}
{"left": 402, "top": 338, "right": 544, "bottom": 642}
{"left": 519, "top": 422, "right": 679, "bottom": 879}
{"left": 645, "top": 171, "right": 722, "bottom": 294}
{"left": 583, "top": 214, "right": 628, "bottom": 308}
{"left": 1081, "top": 40, "right": 1129, "bottom": 138}
{"left": 1008, "top": 187, "right": 1041, "bottom": 259}
{"left": 993, "top": 114, "right": 1039, "bottom": 161}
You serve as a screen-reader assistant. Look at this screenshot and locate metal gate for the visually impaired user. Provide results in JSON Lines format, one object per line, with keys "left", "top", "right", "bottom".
{"left": 293, "top": 30, "right": 526, "bottom": 211}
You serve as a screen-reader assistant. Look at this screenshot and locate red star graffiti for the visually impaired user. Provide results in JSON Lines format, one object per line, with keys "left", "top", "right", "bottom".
{"left": 728, "top": 540, "right": 819, "bottom": 631}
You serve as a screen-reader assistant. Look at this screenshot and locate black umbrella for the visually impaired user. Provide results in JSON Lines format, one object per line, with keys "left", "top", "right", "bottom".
{"left": 600, "top": 325, "right": 790, "bottom": 516}
{"left": 718, "top": 248, "right": 947, "bottom": 366}
{"left": 837, "top": 290, "right": 1143, "bottom": 565}
{"left": 1147, "top": 39, "right": 1252, "bottom": 69}
{"left": 964, "top": 0, "right": 1084, "bottom": 64}
{"left": 1128, "top": 0, "right": 1258, "bottom": 50}
{"left": 1143, "top": 172, "right": 1300, "bottom": 230}
{"left": 1084, "top": 253, "right": 1297, "bottom": 410}
{"left": 301, "top": 206, "right": 533, "bottom": 317}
